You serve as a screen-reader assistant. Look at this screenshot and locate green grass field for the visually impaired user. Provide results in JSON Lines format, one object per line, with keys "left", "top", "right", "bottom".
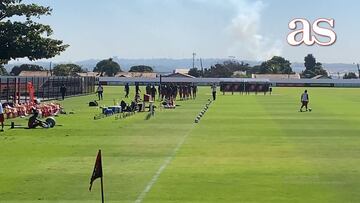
{"left": 1, "top": 86, "right": 360, "bottom": 202}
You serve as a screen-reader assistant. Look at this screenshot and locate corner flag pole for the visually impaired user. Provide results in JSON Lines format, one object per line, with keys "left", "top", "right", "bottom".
{"left": 89, "top": 150, "right": 105, "bottom": 203}
{"left": 100, "top": 177, "right": 105, "bottom": 203}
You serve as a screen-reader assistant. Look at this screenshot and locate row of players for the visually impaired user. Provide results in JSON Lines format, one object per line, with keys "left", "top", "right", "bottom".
{"left": 124, "top": 83, "right": 198, "bottom": 101}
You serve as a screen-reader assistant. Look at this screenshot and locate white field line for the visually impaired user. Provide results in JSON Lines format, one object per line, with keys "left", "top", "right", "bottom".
{"left": 135, "top": 125, "right": 195, "bottom": 203}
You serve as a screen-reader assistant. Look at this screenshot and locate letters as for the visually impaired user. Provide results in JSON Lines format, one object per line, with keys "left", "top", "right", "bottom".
{"left": 287, "top": 18, "right": 336, "bottom": 46}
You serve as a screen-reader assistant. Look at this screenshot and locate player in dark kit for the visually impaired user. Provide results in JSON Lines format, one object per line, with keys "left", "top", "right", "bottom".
{"left": 192, "top": 84, "right": 197, "bottom": 99}
{"left": 28, "top": 108, "right": 49, "bottom": 129}
{"left": 151, "top": 85, "right": 157, "bottom": 101}
{"left": 135, "top": 83, "right": 141, "bottom": 95}
{"left": 146, "top": 84, "right": 151, "bottom": 95}
{"left": 60, "top": 84, "right": 67, "bottom": 100}
{"left": 211, "top": 84, "right": 217, "bottom": 101}
{"left": 124, "top": 83, "right": 130, "bottom": 98}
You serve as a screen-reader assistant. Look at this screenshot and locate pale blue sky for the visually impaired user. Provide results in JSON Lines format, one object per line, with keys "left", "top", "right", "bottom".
{"left": 19, "top": 0, "right": 360, "bottom": 63}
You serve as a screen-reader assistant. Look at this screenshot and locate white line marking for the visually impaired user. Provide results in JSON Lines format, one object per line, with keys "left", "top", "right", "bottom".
{"left": 135, "top": 125, "right": 194, "bottom": 203}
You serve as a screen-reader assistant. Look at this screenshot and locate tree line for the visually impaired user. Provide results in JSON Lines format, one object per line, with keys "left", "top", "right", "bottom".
{"left": 3, "top": 55, "right": 359, "bottom": 79}
{"left": 188, "top": 55, "right": 336, "bottom": 79}
{"left": 1, "top": 58, "right": 155, "bottom": 76}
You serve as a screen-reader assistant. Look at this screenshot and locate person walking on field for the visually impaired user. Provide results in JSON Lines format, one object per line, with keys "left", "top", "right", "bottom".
{"left": 0, "top": 102, "right": 4, "bottom": 132}
{"left": 211, "top": 84, "right": 217, "bottom": 101}
{"left": 192, "top": 84, "right": 197, "bottom": 99}
{"left": 124, "top": 83, "right": 130, "bottom": 98}
{"left": 158, "top": 85, "right": 161, "bottom": 100}
{"left": 97, "top": 84, "right": 104, "bottom": 100}
{"left": 135, "top": 83, "right": 141, "bottom": 95}
{"left": 300, "top": 90, "right": 309, "bottom": 112}
{"left": 146, "top": 84, "right": 151, "bottom": 95}
{"left": 60, "top": 84, "right": 67, "bottom": 100}
{"left": 151, "top": 85, "right": 157, "bottom": 101}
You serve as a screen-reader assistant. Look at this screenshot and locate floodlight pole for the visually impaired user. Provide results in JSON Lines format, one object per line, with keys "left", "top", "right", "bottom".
{"left": 50, "top": 62, "right": 52, "bottom": 76}
{"left": 200, "top": 58, "right": 204, "bottom": 78}
{"left": 353, "top": 63, "right": 360, "bottom": 79}
{"left": 159, "top": 74, "right": 162, "bottom": 94}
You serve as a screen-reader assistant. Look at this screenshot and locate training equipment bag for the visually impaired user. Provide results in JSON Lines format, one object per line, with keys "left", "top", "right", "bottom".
{"left": 89, "top": 101, "right": 98, "bottom": 107}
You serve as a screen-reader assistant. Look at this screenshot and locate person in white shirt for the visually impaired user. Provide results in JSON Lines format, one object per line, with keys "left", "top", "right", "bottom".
{"left": 300, "top": 90, "right": 309, "bottom": 112}
{"left": 0, "top": 102, "right": 4, "bottom": 131}
{"left": 97, "top": 84, "right": 104, "bottom": 100}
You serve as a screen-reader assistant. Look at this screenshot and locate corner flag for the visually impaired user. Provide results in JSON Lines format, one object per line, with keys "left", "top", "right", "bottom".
{"left": 89, "top": 150, "right": 105, "bottom": 203}
{"left": 89, "top": 150, "right": 103, "bottom": 191}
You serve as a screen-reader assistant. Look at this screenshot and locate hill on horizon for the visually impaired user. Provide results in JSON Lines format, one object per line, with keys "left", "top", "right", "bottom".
{"left": 4, "top": 58, "right": 359, "bottom": 76}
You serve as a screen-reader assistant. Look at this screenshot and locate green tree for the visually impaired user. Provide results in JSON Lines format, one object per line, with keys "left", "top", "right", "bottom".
{"left": 302, "top": 54, "right": 328, "bottom": 78}
{"left": 247, "top": 65, "right": 261, "bottom": 75}
{"left": 0, "top": 65, "right": 8, "bottom": 75}
{"left": 129, "top": 65, "right": 153, "bottom": 72}
{"left": 10, "top": 64, "right": 43, "bottom": 76}
{"left": 258, "top": 56, "right": 293, "bottom": 74}
{"left": 202, "top": 60, "right": 251, "bottom": 78}
{"left": 204, "top": 64, "right": 233, "bottom": 78}
{"left": 188, "top": 68, "right": 201, "bottom": 77}
{"left": 223, "top": 60, "right": 250, "bottom": 73}
{"left": 0, "top": 0, "right": 68, "bottom": 65}
{"left": 53, "top": 64, "right": 84, "bottom": 76}
{"left": 93, "top": 58, "right": 121, "bottom": 76}
{"left": 343, "top": 72, "right": 358, "bottom": 79}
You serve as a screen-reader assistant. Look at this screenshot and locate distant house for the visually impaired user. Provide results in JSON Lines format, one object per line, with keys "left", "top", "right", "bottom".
{"left": 164, "top": 72, "right": 195, "bottom": 78}
{"left": 173, "top": 69, "right": 190, "bottom": 74}
{"left": 19, "top": 70, "right": 52, "bottom": 77}
{"left": 233, "top": 71, "right": 247, "bottom": 77}
{"left": 252, "top": 73, "right": 301, "bottom": 80}
{"left": 312, "top": 75, "right": 332, "bottom": 79}
{"left": 115, "top": 72, "right": 157, "bottom": 78}
{"left": 76, "top": 72, "right": 102, "bottom": 77}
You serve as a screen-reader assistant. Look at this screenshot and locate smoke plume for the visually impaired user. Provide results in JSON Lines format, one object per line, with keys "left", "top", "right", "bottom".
{"left": 226, "top": 0, "right": 282, "bottom": 60}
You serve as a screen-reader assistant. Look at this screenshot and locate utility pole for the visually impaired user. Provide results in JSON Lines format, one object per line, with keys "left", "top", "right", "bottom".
{"left": 200, "top": 58, "right": 204, "bottom": 77}
{"left": 192, "top": 53, "right": 196, "bottom": 69}
{"left": 49, "top": 62, "right": 52, "bottom": 76}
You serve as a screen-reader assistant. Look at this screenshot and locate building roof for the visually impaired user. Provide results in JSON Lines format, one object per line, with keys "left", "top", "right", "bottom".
{"left": 164, "top": 72, "right": 195, "bottom": 78}
{"left": 174, "top": 69, "right": 190, "bottom": 74}
{"left": 312, "top": 75, "right": 332, "bottom": 79}
{"left": 19, "top": 70, "right": 52, "bottom": 77}
{"left": 76, "top": 72, "right": 102, "bottom": 77}
{"left": 115, "top": 72, "right": 157, "bottom": 78}
{"left": 75, "top": 72, "right": 157, "bottom": 78}
{"left": 252, "top": 73, "right": 301, "bottom": 80}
